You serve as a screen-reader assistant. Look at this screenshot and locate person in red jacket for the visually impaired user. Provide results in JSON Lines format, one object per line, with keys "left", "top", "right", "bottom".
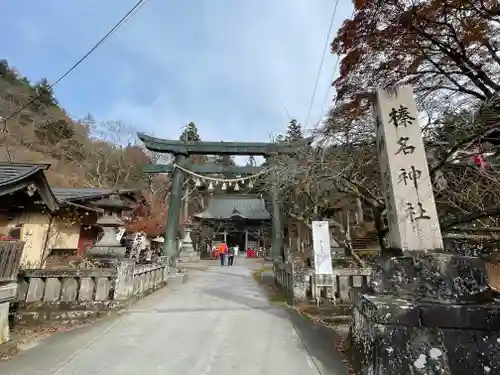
{"left": 218, "top": 243, "right": 228, "bottom": 266}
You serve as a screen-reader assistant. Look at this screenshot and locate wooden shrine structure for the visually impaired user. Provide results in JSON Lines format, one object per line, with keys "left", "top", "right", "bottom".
{"left": 138, "top": 133, "right": 312, "bottom": 260}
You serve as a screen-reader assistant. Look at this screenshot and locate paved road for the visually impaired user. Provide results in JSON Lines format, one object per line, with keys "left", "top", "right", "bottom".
{"left": 0, "top": 259, "right": 347, "bottom": 375}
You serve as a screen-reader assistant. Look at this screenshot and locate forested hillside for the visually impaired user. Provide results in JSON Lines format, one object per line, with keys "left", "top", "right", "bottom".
{"left": 0, "top": 59, "right": 151, "bottom": 189}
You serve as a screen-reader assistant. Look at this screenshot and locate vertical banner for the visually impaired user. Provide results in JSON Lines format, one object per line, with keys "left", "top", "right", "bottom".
{"left": 312, "top": 221, "right": 333, "bottom": 275}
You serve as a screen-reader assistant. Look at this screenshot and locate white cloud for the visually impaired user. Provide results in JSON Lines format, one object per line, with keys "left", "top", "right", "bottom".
{"left": 105, "top": 0, "right": 352, "bottom": 141}
{"left": 1, "top": 0, "right": 352, "bottom": 146}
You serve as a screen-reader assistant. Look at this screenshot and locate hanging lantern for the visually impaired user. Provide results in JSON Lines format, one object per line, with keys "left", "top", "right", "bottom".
{"left": 195, "top": 178, "right": 202, "bottom": 187}
{"left": 208, "top": 182, "right": 214, "bottom": 191}
{"left": 222, "top": 182, "right": 227, "bottom": 191}
{"left": 234, "top": 182, "right": 240, "bottom": 191}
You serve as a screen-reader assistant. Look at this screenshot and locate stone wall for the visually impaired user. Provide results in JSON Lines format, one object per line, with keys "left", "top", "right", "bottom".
{"left": 12, "top": 260, "right": 170, "bottom": 324}
{"left": 349, "top": 254, "right": 500, "bottom": 375}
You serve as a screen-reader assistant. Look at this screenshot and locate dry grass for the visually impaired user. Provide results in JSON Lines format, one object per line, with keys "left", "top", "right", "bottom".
{"left": 252, "top": 267, "right": 289, "bottom": 305}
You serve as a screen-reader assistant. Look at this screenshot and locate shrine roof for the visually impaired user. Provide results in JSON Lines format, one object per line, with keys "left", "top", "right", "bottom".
{"left": 0, "top": 162, "right": 59, "bottom": 211}
{"left": 0, "top": 162, "right": 51, "bottom": 187}
{"left": 51, "top": 188, "right": 138, "bottom": 202}
{"left": 193, "top": 194, "right": 270, "bottom": 221}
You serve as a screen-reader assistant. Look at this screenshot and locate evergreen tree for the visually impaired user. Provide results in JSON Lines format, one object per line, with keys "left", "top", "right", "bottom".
{"left": 0, "top": 59, "right": 16, "bottom": 81}
{"left": 19, "top": 76, "right": 30, "bottom": 86}
{"left": 34, "top": 78, "right": 58, "bottom": 106}
{"left": 210, "top": 155, "right": 236, "bottom": 166}
{"left": 180, "top": 122, "right": 201, "bottom": 142}
{"left": 81, "top": 113, "right": 96, "bottom": 127}
{"left": 285, "top": 119, "right": 303, "bottom": 142}
{"left": 0, "top": 59, "right": 10, "bottom": 77}
{"left": 246, "top": 155, "right": 256, "bottom": 167}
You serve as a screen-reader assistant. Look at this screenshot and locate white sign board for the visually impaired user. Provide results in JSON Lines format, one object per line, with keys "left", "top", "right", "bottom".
{"left": 312, "top": 221, "right": 333, "bottom": 275}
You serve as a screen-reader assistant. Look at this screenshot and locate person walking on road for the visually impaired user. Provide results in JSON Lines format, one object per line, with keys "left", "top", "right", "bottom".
{"left": 227, "top": 245, "right": 235, "bottom": 266}
{"left": 218, "top": 243, "right": 228, "bottom": 266}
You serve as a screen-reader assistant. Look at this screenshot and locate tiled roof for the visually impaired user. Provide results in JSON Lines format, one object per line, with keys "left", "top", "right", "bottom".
{"left": 0, "top": 163, "right": 50, "bottom": 187}
{"left": 51, "top": 188, "right": 138, "bottom": 202}
{"left": 0, "top": 163, "right": 139, "bottom": 211}
{"left": 194, "top": 194, "right": 270, "bottom": 220}
{"left": 0, "top": 162, "right": 59, "bottom": 211}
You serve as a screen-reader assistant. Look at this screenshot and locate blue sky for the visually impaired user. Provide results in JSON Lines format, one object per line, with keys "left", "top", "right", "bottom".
{"left": 0, "top": 0, "right": 352, "bottom": 143}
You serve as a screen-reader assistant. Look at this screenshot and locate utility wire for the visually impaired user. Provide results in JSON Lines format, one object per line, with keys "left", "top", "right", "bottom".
{"left": 2, "top": 0, "right": 151, "bottom": 123}
{"left": 304, "top": 0, "right": 341, "bottom": 127}
{"left": 315, "top": 54, "right": 341, "bottom": 126}
{"left": 314, "top": 3, "right": 383, "bottom": 129}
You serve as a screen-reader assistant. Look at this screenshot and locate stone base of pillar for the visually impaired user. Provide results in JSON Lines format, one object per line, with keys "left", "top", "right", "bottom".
{"left": 177, "top": 250, "right": 200, "bottom": 263}
{"left": 0, "top": 282, "right": 17, "bottom": 344}
{"left": 86, "top": 246, "right": 127, "bottom": 260}
{"left": 349, "top": 253, "right": 500, "bottom": 375}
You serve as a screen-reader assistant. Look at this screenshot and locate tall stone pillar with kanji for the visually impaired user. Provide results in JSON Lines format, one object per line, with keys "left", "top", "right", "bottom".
{"left": 374, "top": 85, "right": 443, "bottom": 254}
{"left": 349, "top": 85, "right": 499, "bottom": 375}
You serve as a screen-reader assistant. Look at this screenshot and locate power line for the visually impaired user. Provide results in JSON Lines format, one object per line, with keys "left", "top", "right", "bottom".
{"left": 315, "top": 53, "right": 341, "bottom": 126}
{"left": 3, "top": 0, "right": 151, "bottom": 123}
{"left": 315, "top": 8, "right": 356, "bottom": 127}
{"left": 314, "top": 4, "right": 383, "bottom": 129}
{"left": 304, "top": 0, "right": 341, "bottom": 127}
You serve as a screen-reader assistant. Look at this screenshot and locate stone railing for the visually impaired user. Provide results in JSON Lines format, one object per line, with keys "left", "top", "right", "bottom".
{"left": 273, "top": 259, "right": 310, "bottom": 303}
{"left": 310, "top": 268, "right": 372, "bottom": 303}
{"left": 132, "top": 263, "right": 170, "bottom": 297}
{"left": 0, "top": 240, "right": 24, "bottom": 283}
{"left": 0, "top": 240, "right": 24, "bottom": 344}
{"left": 273, "top": 260, "right": 293, "bottom": 293}
{"left": 12, "top": 259, "right": 171, "bottom": 324}
{"left": 273, "top": 258, "right": 372, "bottom": 305}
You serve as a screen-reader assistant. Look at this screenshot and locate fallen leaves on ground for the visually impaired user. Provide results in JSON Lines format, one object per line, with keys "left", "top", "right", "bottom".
{"left": 1, "top": 320, "right": 97, "bottom": 363}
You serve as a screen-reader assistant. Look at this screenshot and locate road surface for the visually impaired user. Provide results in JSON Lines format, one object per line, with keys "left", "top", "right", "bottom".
{"left": 0, "top": 259, "right": 347, "bottom": 375}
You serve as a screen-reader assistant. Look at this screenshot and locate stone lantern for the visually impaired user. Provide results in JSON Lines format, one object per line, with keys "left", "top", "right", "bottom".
{"left": 86, "top": 194, "right": 130, "bottom": 264}
{"left": 178, "top": 218, "right": 200, "bottom": 263}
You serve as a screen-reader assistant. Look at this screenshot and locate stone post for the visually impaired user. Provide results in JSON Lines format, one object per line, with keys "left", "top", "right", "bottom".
{"left": 271, "top": 170, "right": 283, "bottom": 259}
{"left": 113, "top": 260, "right": 135, "bottom": 300}
{"left": 349, "top": 85, "right": 499, "bottom": 375}
{"left": 0, "top": 282, "right": 17, "bottom": 344}
{"left": 374, "top": 85, "right": 443, "bottom": 254}
{"left": 164, "top": 154, "right": 187, "bottom": 263}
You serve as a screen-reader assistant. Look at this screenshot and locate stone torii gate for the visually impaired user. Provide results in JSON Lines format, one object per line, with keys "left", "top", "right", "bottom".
{"left": 138, "top": 133, "right": 311, "bottom": 261}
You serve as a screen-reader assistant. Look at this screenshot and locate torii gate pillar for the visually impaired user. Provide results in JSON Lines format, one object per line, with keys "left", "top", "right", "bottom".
{"left": 164, "top": 154, "right": 187, "bottom": 260}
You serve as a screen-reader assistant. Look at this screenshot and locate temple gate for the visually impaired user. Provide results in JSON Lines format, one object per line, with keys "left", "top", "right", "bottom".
{"left": 138, "top": 133, "right": 311, "bottom": 261}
